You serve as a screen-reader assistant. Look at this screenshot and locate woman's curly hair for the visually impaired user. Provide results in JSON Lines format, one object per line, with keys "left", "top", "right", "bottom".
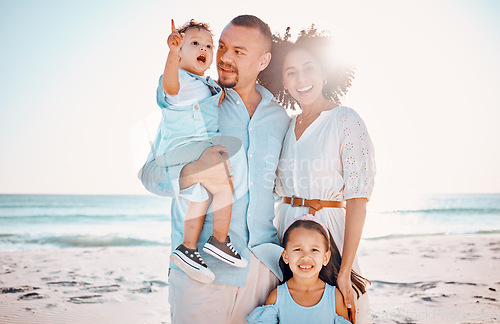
{"left": 258, "top": 25, "right": 355, "bottom": 110}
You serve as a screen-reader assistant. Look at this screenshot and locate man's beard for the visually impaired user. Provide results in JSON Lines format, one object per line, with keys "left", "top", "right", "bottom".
{"left": 217, "top": 62, "right": 239, "bottom": 88}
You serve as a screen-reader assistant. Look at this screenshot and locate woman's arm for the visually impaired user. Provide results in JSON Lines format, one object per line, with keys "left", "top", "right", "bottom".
{"left": 336, "top": 107, "right": 375, "bottom": 323}
{"left": 336, "top": 198, "right": 367, "bottom": 324}
{"left": 340, "top": 198, "right": 367, "bottom": 276}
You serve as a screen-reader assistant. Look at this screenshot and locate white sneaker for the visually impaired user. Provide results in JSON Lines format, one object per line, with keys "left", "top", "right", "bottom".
{"left": 203, "top": 236, "right": 248, "bottom": 268}
{"left": 170, "top": 244, "right": 215, "bottom": 284}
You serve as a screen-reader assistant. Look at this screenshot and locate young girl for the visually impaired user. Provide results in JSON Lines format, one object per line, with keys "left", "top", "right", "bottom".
{"left": 154, "top": 19, "right": 246, "bottom": 284}
{"left": 246, "top": 214, "right": 368, "bottom": 323}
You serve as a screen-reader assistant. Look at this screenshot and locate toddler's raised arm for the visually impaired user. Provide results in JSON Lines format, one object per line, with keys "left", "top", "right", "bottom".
{"left": 162, "top": 19, "right": 183, "bottom": 96}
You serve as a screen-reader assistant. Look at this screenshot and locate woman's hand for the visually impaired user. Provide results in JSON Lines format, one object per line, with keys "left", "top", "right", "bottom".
{"left": 337, "top": 272, "right": 356, "bottom": 323}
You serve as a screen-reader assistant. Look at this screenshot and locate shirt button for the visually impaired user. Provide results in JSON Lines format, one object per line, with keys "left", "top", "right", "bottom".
{"left": 249, "top": 154, "right": 253, "bottom": 158}
{"left": 249, "top": 127, "right": 252, "bottom": 131}
{"left": 250, "top": 181, "right": 254, "bottom": 186}
{"left": 248, "top": 213, "right": 251, "bottom": 218}
{"left": 236, "top": 101, "right": 240, "bottom": 105}
{"left": 194, "top": 105, "right": 199, "bottom": 110}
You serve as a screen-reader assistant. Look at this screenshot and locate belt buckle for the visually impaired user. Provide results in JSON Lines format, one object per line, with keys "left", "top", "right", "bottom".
{"left": 291, "top": 195, "right": 304, "bottom": 207}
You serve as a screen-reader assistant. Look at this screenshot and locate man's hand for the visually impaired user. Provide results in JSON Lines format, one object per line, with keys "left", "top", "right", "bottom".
{"left": 180, "top": 145, "right": 233, "bottom": 194}
{"left": 167, "top": 19, "right": 184, "bottom": 53}
{"left": 337, "top": 272, "right": 357, "bottom": 323}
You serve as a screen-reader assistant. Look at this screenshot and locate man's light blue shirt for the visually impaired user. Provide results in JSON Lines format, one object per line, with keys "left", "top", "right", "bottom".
{"left": 140, "top": 84, "right": 290, "bottom": 286}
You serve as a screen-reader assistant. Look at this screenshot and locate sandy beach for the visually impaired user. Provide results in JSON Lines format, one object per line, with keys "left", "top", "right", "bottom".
{"left": 359, "top": 233, "right": 500, "bottom": 323}
{"left": 0, "top": 246, "right": 171, "bottom": 323}
{"left": 1, "top": 234, "right": 499, "bottom": 324}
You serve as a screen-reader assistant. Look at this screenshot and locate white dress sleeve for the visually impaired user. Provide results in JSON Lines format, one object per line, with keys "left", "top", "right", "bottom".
{"left": 338, "top": 107, "right": 376, "bottom": 200}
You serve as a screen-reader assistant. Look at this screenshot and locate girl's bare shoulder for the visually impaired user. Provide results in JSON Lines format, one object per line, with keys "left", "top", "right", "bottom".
{"left": 265, "top": 288, "right": 278, "bottom": 305}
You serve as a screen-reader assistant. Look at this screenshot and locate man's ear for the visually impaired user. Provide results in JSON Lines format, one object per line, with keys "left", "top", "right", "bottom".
{"left": 282, "top": 250, "right": 289, "bottom": 264}
{"left": 259, "top": 52, "right": 272, "bottom": 72}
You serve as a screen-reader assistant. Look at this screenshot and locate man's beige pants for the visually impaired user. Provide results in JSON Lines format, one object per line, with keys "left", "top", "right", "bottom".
{"left": 168, "top": 253, "right": 279, "bottom": 324}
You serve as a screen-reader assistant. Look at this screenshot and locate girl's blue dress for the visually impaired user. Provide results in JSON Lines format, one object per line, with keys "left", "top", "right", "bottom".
{"left": 246, "top": 282, "right": 352, "bottom": 323}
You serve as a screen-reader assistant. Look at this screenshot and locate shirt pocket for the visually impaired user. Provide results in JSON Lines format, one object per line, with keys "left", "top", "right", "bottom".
{"left": 161, "top": 106, "right": 197, "bottom": 139}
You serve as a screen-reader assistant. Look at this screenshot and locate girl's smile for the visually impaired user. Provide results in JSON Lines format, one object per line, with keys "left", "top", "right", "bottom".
{"left": 282, "top": 226, "right": 331, "bottom": 280}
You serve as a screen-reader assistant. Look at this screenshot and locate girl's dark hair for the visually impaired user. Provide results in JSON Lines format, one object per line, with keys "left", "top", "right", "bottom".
{"left": 177, "top": 19, "right": 212, "bottom": 36}
{"left": 280, "top": 220, "right": 369, "bottom": 298}
{"left": 258, "top": 25, "right": 355, "bottom": 110}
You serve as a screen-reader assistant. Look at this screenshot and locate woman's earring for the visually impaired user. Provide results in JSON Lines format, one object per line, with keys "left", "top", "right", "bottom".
{"left": 323, "top": 79, "right": 328, "bottom": 86}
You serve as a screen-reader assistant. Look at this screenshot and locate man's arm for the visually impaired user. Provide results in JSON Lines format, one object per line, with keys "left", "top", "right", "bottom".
{"left": 139, "top": 144, "right": 232, "bottom": 198}
{"left": 138, "top": 148, "right": 176, "bottom": 197}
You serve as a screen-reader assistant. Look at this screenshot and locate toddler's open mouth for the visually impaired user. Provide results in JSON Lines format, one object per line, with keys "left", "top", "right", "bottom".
{"left": 197, "top": 54, "right": 206, "bottom": 64}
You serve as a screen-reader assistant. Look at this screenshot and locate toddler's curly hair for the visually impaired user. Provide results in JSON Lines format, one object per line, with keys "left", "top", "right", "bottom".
{"left": 177, "top": 19, "right": 212, "bottom": 36}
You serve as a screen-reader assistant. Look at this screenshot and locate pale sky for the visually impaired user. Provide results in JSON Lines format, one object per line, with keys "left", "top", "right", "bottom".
{"left": 1, "top": 0, "right": 499, "bottom": 196}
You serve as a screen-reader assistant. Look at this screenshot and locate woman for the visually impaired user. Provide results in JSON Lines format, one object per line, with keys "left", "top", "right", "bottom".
{"left": 258, "top": 27, "right": 375, "bottom": 323}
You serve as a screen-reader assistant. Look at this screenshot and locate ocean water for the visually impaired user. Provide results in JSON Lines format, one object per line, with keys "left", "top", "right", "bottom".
{"left": 0, "top": 194, "right": 499, "bottom": 251}
{"left": 363, "top": 193, "right": 500, "bottom": 239}
{"left": 0, "top": 194, "right": 172, "bottom": 251}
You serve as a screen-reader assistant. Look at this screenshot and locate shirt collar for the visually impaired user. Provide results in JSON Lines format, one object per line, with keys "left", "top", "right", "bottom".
{"left": 225, "top": 84, "right": 275, "bottom": 106}
{"left": 255, "top": 84, "right": 274, "bottom": 106}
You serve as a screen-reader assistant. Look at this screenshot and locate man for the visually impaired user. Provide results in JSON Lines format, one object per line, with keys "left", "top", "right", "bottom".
{"left": 140, "top": 15, "right": 290, "bottom": 323}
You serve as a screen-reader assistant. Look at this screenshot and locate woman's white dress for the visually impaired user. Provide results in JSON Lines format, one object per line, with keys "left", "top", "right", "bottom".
{"left": 275, "top": 106, "right": 376, "bottom": 324}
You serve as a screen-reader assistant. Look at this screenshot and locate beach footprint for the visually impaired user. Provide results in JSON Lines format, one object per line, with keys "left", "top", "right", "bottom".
{"left": 1, "top": 286, "right": 40, "bottom": 294}
{"left": 18, "top": 292, "right": 45, "bottom": 300}
{"left": 68, "top": 294, "right": 103, "bottom": 304}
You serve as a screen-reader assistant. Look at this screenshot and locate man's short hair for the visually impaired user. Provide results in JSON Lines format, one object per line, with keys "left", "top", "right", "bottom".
{"left": 229, "top": 15, "right": 272, "bottom": 52}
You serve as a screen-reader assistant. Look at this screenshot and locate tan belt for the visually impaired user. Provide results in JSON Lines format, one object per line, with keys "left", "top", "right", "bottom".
{"left": 282, "top": 196, "right": 344, "bottom": 215}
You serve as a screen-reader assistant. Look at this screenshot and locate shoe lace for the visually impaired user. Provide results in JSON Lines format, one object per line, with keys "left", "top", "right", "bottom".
{"left": 194, "top": 251, "right": 206, "bottom": 265}
{"left": 226, "top": 242, "right": 238, "bottom": 256}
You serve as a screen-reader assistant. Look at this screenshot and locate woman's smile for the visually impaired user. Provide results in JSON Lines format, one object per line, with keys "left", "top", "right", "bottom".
{"left": 296, "top": 85, "right": 314, "bottom": 96}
